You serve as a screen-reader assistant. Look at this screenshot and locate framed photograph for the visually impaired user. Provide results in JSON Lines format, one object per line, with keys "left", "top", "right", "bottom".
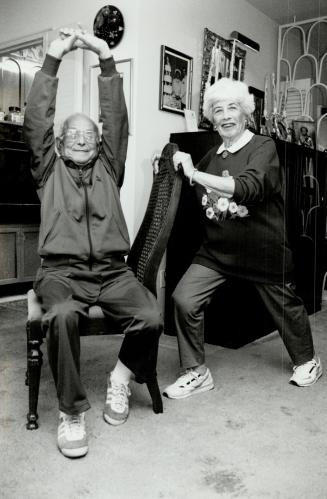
{"left": 159, "top": 45, "right": 193, "bottom": 115}
{"left": 293, "top": 120, "right": 315, "bottom": 149}
{"left": 248, "top": 86, "right": 264, "bottom": 134}
{"left": 317, "top": 114, "right": 327, "bottom": 152}
{"left": 88, "top": 58, "right": 133, "bottom": 135}
{"left": 198, "top": 28, "right": 246, "bottom": 129}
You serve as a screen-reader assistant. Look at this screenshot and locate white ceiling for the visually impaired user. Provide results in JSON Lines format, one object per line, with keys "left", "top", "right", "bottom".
{"left": 245, "top": 0, "right": 327, "bottom": 25}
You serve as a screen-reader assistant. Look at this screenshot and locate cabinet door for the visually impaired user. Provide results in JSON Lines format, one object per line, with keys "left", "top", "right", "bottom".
{"left": 0, "top": 225, "right": 40, "bottom": 285}
{"left": 276, "top": 141, "right": 326, "bottom": 314}
{"left": 0, "top": 226, "right": 19, "bottom": 283}
{"left": 21, "top": 226, "right": 40, "bottom": 281}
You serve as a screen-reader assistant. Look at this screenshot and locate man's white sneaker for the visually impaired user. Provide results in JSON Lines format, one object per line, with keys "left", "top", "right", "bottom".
{"left": 163, "top": 368, "right": 214, "bottom": 399}
{"left": 289, "top": 357, "right": 323, "bottom": 387}
{"left": 57, "top": 411, "right": 88, "bottom": 458}
{"left": 103, "top": 375, "right": 131, "bottom": 425}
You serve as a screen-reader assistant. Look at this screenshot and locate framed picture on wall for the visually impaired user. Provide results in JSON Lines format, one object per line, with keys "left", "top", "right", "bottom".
{"left": 198, "top": 28, "right": 246, "bottom": 129}
{"left": 317, "top": 114, "right": 327, "bottom": 152}
{"left": 159, "top": 45, "right": 193, "bottom": 115}
{"left": 248, "top": 86, "right": 264, "bottom": 134}
{"left": 293, "top": 120, "right": 316, "bottom": 149}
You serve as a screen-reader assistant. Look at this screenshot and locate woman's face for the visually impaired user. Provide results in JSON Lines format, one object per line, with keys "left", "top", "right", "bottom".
{"left": 212, "top": 99, "right": 247, "bottom": 143}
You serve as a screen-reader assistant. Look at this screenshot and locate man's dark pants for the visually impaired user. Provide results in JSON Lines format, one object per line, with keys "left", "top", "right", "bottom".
{"left": 34, "top": 259, "right": 163, "bottom": 415}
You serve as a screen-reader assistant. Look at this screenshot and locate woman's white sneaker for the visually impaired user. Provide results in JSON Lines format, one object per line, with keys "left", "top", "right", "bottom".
{"left": 163, "top": 368, "right": 214, "bottom": 399}
{"left": 289, "top": 357, "right": 322, "bottom": 386}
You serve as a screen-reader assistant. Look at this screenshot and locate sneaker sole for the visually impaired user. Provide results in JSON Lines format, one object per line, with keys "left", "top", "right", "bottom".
{"left": 103, "top": 412, "right": 128, "bottom": 426}
{"left": 290, "top": 367, "right": 323, "bottom": 387}
{"left": 59, "top": 445, "right": 88, "bottom": 458}
{"left": 163, "top": 381, "right": 214, "bottom": 399}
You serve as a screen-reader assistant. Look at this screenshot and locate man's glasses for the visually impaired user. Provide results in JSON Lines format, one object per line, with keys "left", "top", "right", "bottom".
{"left": 63, "top": 128, "right": 98, "bottom": 143}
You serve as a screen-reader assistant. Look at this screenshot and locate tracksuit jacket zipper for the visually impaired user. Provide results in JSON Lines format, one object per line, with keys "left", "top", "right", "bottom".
{"left": 79, "top": 168, "right": 94, "bottom": 270}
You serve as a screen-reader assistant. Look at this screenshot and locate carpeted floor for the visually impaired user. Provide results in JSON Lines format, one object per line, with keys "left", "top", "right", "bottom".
{"left": 0, "top": 297, "right": 327, "bottom": 498}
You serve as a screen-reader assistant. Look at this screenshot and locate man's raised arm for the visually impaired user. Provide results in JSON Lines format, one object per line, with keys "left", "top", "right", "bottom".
{"left": 77, "top": 32, "right": 128, "bottom": 188}
{"left": 23, "top": 31, "right": 78, "bottom": 188}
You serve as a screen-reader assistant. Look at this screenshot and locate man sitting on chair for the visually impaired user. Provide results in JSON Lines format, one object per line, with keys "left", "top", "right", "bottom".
{"left": 23, "top": 27, "right": 163, "bottom": 458}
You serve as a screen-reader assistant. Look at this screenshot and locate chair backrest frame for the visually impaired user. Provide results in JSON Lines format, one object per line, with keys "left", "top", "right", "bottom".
{"left": 127, "top": 143, "right": 181, "bottom": 296}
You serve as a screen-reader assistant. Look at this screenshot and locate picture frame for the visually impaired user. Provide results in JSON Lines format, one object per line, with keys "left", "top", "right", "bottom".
{"left": 248, "top": 86, "right": 264, "bottom": 134}
{"left": 88, "top": 58, "right": 133, "bottom": 135}
{"left": 317, "top": 114, "right": 327, "bottom": 153}
{"left": 293, "top": 120, "right": 316, "bottom": 149}
{"left": 198, "top": 28, "right": 246, "bottom": 129}
{"left": 159, "top": 45, "right": 193, "bottom": 115}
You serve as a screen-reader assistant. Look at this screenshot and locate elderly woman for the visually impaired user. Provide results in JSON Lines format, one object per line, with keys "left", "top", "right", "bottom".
{"left": 163, "top": 77, "right": 322, "bottom": 399}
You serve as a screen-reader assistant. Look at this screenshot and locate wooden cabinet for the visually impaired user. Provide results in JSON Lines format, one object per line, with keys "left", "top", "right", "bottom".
{"left": 0, "top": 121, "right": 40, "bottom": 224}
{"left": 165, "top": 131, "right": 327, "bottom": 348}
{"left": 0, "top": 122, "right": 40, "bottom": 289}
{"left": 0, "top": 225, "right": 40, "bottom": 285}
{"left": 275, "top": 140, "right": 327, "bottom": 314}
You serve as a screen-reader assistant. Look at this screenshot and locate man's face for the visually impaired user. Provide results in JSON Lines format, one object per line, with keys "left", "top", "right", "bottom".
{"left": 59, "top": 114, "right": 99, "bottom": 166}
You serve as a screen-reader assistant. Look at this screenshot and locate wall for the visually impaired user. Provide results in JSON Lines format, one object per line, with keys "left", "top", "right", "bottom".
{"left": 0, "top": 0, "right": 278, "bottom": 238}
{"left": 132, "top": 0, "right": 279, "bottom": 231}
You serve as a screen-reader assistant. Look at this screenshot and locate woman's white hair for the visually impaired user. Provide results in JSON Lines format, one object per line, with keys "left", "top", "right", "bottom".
{"left": 203, "top": 78, "right": 255, "bottom": 122}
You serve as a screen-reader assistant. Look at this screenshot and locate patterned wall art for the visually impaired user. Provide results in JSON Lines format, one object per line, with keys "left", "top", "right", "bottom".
{"left": 198, "top": 28, "right": 246, "bottom": 129}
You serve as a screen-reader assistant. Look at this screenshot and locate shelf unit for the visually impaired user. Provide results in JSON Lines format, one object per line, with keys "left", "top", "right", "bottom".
{"left": 0, "top": 121, "right": 40, "bottom": 289}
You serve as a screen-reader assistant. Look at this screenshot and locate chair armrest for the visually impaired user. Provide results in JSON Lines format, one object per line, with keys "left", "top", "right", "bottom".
{"left": 27, "top": 289, "right": 43, "bottom": 322}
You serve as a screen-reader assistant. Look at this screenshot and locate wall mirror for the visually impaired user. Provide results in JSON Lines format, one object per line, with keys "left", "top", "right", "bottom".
{"left": 0, "top": 33, "right": 47, "bottom": 119}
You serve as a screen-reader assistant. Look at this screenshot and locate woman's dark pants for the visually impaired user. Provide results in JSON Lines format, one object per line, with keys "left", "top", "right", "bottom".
{"left": 173, "top": 264, "right": 314, "bottom": 370}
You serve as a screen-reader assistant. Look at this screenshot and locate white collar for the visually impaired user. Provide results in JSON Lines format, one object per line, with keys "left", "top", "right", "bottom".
{"left": 217, "top": 129, "right": 254, "bottom": 155}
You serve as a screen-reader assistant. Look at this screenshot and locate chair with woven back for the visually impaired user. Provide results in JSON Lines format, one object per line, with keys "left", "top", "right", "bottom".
{"left": 25, "top": 142, "right": 181, "bottom": 429}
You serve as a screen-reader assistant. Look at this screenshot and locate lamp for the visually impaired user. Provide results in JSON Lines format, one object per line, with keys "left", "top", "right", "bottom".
{"left": 230, "top": 31, "right": 260, "bottom": 53}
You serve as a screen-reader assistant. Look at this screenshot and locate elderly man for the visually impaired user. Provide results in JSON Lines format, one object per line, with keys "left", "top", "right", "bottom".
{"left": 24, "top": 28, "right": 162, "bottom": 458}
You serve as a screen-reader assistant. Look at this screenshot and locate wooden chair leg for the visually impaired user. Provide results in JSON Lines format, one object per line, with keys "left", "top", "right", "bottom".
{"left": 146, "top": 376, "right": 163, "bottom": 414}
{"left": 26, "top": 320, "right": 43, "bottom": 430}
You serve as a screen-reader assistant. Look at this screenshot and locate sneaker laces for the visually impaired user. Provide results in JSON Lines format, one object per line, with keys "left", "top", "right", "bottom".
{"left": 106, "top": 381, "right": 131, "bottom": 412}
{"left": 176, "top": 369, "right": 202, "bottom": 387}
{"left": 60, "top": 413, "right": 85, "bottom": 441}
{"left": 293, "top": 358, "right": 318, "bottom": 374}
